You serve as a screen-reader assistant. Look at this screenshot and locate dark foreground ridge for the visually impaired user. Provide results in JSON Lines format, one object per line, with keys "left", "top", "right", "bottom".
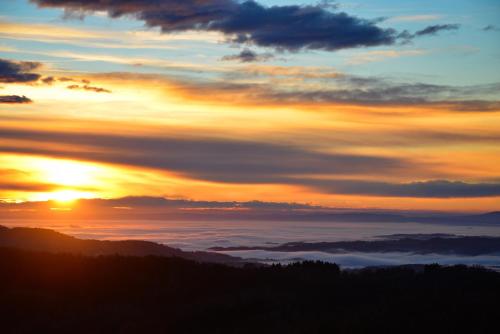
{"left": 0, "top": 225, "right": 241, "bottom": 264}
{"left": 211, "top": 234, "right": 500, "bottom": 256}
{"left": 0, "top": 247, "right": 498, "bottom": 333}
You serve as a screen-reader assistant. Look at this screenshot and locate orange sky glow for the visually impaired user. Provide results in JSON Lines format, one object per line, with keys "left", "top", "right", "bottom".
{"left": 1, "top": 0, "right": 500, "bottom": 213}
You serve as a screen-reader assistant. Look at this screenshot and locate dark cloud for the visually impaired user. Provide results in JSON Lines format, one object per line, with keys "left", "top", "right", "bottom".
{"left": 0, "top": 60, "right": 110, "bottom": 101}
{"left": 308, "top": 179, "right": 500, "bottom": 198}
{"left": 66, "top": 84, "right": 111, "bottom": 93}
{"left": 49, "top": 76, "right": 94, "bottom": 85}
{"left": 62, "top": 77, "right": 91, "bottom": 84}
{"left": 482, "top": 25, "right": 500, "bottom": 32}
{"left": 0, "top": 95, "right": 33, "bottom": 104}
{"left": 211, "top": 1, "right": 398, "bottom": 51}
{"left": 414, "top": 24, "right": 460, "bottom": 37}
{"left": 398, "top": 24, "right": 460, "bottom": 43}
{"left": 221, "top": 49, "right": 274, "bottom": 62}
{"left": 57, "top": 77, "right": 75, "bottom": 82}
{"left": 85, "top": 196, "right": 322, "bottom": 210}
{"left": 32, "top": 0, "right": 398, "bottom": 52}
{"left": 41, "top": 76, "right": 56, "bottom": 85}
{"left": 0, "top": 127, "right": 406, "bottom": 184}
{"left": 0, "top": 58, "right": 41, "bottom": 83}
{"left": 0, "top": 61, "right": 102, "bottom": 88}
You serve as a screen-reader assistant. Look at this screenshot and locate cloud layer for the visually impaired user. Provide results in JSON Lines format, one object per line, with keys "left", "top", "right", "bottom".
{"left": 0, "top": 127, "right": 405, "bottom": 184}
{"left": 174, "top": 70, "right": 500, "bottom": 111}
{"left": 310, "top": 180, "right": 500, "bottom": 198}
{"left": 1, "top": 127, "right": 500, "bottom": 198}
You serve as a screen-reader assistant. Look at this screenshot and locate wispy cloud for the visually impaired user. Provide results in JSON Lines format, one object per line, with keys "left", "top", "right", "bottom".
{"left": 482, "top": 25, "right": 500, "bottom": 32}
{"left": 66, "top": 84, "right": 111, "bottom": 94}
{"left": 221, "top": 49, "right": 274, "bottom": 63}
{"left": 237, "top": 65, "right": 343, "bottom": 79}
{"left": 414, "top": 24, "right": 461, "bottom": 37}
{"left": 155, "top": 70, "right": 500, "bottom": 112}
{"left": 4, "top": 48, "right": 221, "bottom": 74}
{"left": 0, "top": 20, "right": 220, "bottom": 51}
{"left": 310, "top": 179, "right": 500, "bottom": 198}
{"left": 346, "top": 49, "right": 427, "bottom": 65}
{"left": 398, "top": 24, "right": 461, "bottom": 43}
{"left": 389, "top": 15, "right": 443, "bottom": 23}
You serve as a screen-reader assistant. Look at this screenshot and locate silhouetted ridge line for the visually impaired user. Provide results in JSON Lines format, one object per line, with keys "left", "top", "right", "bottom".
{"left": 211, "top": 234, "right": 500, "bottom": 256}
{"left": 0, "top": 247, "right": 498, "bottom": 333}
{"left": 0, "top": 225, "right": 242, "bottom": 264}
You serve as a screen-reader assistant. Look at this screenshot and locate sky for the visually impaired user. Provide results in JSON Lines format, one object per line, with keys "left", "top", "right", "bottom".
{"left": 0, "top": 0, "right": 500, "bottom": 212}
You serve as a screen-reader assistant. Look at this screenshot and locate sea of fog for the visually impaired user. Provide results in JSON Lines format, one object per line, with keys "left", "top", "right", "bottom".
{"left": 3, "top": 219, "right": 500, "bottom": 269}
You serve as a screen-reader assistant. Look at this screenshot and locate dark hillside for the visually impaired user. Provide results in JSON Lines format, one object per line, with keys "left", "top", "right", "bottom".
{"left": 0, "top": 225, "right": 240, "bottom": 264}
{"left": 0, "top": 247, "right": 498, "bottom": 333}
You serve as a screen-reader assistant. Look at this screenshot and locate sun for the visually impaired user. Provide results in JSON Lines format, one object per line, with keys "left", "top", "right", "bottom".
{"left": 27, "top": 158, "right": 105, "bottom": 202}
{"left": 0, "top": 154, "right": 150, "bottom": 203}
{"left": 29, "top": 158, "right": 102, "bottom": 202}
{"left": 32, "top": 189, "right": 96, "bottom": 204}
{"left": 33, "top": 159, "right": 98, "bottom": 187}
{"left": 49, "top": 190, "right": 93, "bottom": 204}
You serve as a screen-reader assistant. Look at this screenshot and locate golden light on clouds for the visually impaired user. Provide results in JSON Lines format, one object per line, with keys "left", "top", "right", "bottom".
{"left": 38, "top": 190, "right": 94, "bottom": 204}
{"left": 34, "top": 159, "right": 97, "bottom": 186}
{"left": 0, "top": 155, "right": 120, "bottom": 202}
{"left": 1, "top": 47, "right": 499, "bottom": 212}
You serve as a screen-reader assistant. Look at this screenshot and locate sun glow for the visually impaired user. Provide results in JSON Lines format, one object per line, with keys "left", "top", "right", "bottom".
{"left": 0, "top": 155, "right": 118, "bottom": 202}
{"left": 33, "top": 159, "right": 99, "bottom": 187}
{"left": 48, "top": 190, "right": 94, "bottom": 203}
{"left": 29, "top": 158, "right": 122, "bottom": 202}
{"left": 0, "top": 153, "right": 183, "bottom": 203}
{"left": 29, "top": 159, "right": 101, "bottom": 202}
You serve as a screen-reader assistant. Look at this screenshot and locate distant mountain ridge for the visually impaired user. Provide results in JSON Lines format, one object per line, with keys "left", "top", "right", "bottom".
{"left": 0, "top": 225, "right": 242, "bottom": 264}
{"left": 1, "top": 197, "right": 499, "bottom": 224}
{"left": 211, "top": 234, "right": 500, "bottom": 256}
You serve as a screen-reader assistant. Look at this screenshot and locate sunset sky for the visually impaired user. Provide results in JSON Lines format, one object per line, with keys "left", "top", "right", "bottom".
{"left": 1, "top": 0, "right": 500, "bottom": 212}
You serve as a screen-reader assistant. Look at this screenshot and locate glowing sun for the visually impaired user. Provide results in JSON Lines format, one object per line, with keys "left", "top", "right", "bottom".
{"left": 30, "top": 158, "right": 103, "bottom": 202}
{"left": 49, "top": 190, "right": 93, "bottom": 203}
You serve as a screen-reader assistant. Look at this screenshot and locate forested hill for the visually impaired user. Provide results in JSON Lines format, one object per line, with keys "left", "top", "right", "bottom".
{"left": 0, "top": 247, "right": 498, "bottom": 333}
{"left": 211, "top": 234, "right": 500, "bottom": 256}
{"left": 0, "top": 225, "right": 240, "bottom": 264}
